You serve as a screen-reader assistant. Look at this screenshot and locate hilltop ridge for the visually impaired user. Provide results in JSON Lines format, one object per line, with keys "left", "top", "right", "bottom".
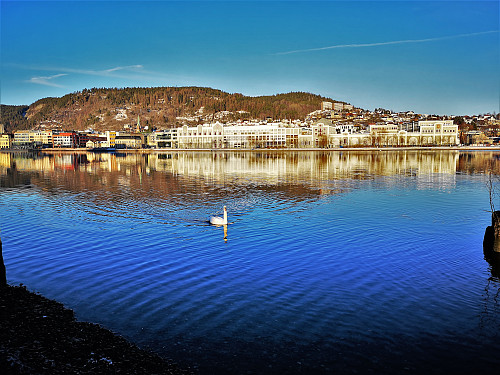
{"left": 0, "top": 87, "right": 347, "bottom": 133}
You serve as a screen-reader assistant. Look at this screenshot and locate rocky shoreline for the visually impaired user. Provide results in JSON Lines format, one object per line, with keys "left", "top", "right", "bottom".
{"left": 0, "top": 284, "right": 192, "bottom": 374}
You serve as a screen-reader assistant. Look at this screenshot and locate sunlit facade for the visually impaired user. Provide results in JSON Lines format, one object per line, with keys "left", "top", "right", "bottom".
{"left": 148, "top": 129, "right": 178, "bottom": 148}
{"left": 417, "top": 120, "right": 459, "bottom": 146}
{"left": 115, "top": 133, "right": 144, "bottom": 149}
{"left": 13, "top": 130, "right": 53, "bottom": 147}
{"left": 53, "top": 132, "right": 76, "bottom": 148}
{"left": 147, "top": 120, "right": 458, "bottom": 149}
{"left": 9, "top": 120, "right": 459, "bottom": 150}
{"left": 0, "top": 134, "right": 12, "bottom": 149}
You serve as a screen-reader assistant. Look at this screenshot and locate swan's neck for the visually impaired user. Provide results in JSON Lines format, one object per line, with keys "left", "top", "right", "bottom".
{"left": 223, "top": 209, "right": 227, "bottom": 223}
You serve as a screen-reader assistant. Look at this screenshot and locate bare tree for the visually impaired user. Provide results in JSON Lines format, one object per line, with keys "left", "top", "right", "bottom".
{"left": 484, "top": 161, "right": 500, "bottom": 254}
{"left": 318, "top": 134, "right": 328, "bottom": 148}
{"left": 487, "top": 160, "right": 500, "bottom": 213}
{"left": 488, "top": 171, "right": 496, "bottom": 213}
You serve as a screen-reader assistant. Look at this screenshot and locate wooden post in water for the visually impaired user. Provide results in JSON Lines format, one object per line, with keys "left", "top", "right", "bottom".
{"left": 484, "top": 211, "right": 500, "bottom": 278}
{"left": 0, "top": 237, "right": 6, "bottom": 288}
{"left": 483, "top": 211, "right": 500, "bottom": 253}
{"left": 493, "top": 211, "right": 500, "bottom": 253}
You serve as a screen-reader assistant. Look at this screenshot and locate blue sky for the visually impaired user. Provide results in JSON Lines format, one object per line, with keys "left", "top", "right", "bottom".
{"left": 1, "top": 1, "right": 499, "bottom": 115}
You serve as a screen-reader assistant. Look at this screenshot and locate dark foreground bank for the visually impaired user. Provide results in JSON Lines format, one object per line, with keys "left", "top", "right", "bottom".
{"left": 0, "top": 284, "right": 192, "bottom": 374}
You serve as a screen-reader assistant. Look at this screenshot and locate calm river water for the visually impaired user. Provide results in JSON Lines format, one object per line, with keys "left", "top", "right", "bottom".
{"left": 1, "top": 150, "right": 500, "bottom": 374}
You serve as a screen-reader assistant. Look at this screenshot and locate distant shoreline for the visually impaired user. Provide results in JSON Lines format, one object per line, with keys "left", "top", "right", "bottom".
{"left": 3, "top": 146, "right": 500, "bottom": 154}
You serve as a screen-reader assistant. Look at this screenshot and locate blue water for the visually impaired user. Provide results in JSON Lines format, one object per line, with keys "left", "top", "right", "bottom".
{"left": 1, "top": 151, "right": 500, "bottom": 374}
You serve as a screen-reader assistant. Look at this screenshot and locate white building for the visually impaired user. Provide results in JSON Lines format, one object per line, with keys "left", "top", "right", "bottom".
{"left": 148, "top": 129, "right": 179, "bottom": 148}
{"left": 333, "top": 124, "right": 355, "bottom": 134}
{"left": 177, "top": 123, "right": 225, "bottom": 149}
{"left": 52, "top": 132, "right": 76, "bottom": 148}
{"left": 333, "top": 103, "right": 344, "bottom": 111}
{"left": 417, "top": 120, "right": 458, "bottom": 145}
{"left": 148, "top": 119, "right": 459, "bottom": 149}
{"left": 321, "top": 101, "right": 333, "bottom": 111}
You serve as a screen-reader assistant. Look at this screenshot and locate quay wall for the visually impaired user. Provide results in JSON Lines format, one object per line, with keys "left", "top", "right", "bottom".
{"left": 3, "top": 145, "right": 500, "bottom": 154}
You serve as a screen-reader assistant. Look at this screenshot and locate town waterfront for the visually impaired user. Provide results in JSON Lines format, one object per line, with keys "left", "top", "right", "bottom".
{"left": 1, "top": 150, "right": 500, "bottom": 374}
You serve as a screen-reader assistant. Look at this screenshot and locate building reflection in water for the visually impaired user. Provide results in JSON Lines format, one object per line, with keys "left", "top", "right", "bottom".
{"left": 2, "top": 150, "right": 500, "bottom": 198}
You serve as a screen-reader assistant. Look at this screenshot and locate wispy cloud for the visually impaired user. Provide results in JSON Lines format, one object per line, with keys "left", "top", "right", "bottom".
{"left": 44, "top": 64, "right": 145, "bottom": 77}
{"left": 27, "top": 73, "right": 68, "bottom": 87}
{"left": 11, "top": 63, "right": 191, "bottom": 87}
{"left": 104, "top": 64, "right": 144, "bottom": 73}
{"left": 274, "top": 30, "right": 499, "bottom": 55}
{"left": 20, "top": 64, "right": 145, "bottom": 83}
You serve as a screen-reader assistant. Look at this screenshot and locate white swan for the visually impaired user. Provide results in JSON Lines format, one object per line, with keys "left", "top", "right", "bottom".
{"left": 210, "top": 206, "right": 227, "bottom": 225}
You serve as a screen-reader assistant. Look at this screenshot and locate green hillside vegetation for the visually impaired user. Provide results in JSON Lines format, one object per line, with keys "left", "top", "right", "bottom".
{"left": 0, "top": 105, "right": 30, "bottom": 132}
{"left": 1, "top": 87, "right": 344, "bottom": 132}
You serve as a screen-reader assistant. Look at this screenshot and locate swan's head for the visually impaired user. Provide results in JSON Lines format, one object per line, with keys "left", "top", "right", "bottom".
{"left": 223, "top": 206, "right": 227, "bottom": 211}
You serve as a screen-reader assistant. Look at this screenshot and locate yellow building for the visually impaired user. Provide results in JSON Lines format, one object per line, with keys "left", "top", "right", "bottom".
{"left": 0, "top": 134, "right": 12, "bottom": 149}
{"left": 115, "top": 133, "right": 144, "bottom": 149}
{"left": 33, "top": 130, "right": 53, "bottom": 147}
{"left": 13, "top": 130, "right": 53, "bottom": 147}
{"left": 106, "top": 131, "right": 116, "bottom": 147}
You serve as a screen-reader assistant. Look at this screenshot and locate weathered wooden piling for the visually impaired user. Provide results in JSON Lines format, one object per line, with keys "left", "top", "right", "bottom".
{"left": 484, "top": 211, "right": 500, "bottom": 253}
{"left": 0, "top": 237, "right": 6, "bottom": 288}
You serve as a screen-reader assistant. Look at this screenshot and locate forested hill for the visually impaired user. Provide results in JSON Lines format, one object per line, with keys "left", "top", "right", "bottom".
{"left": 1, "top": 87, "right": 347, "bottom": 132}
{"left": 0, "top": 105, "right": 30, "bottom": 132}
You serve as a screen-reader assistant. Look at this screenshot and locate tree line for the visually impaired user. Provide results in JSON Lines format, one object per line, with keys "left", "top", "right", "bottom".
{"left": 1, "top": 87, "right": 339, "bottom": 132}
